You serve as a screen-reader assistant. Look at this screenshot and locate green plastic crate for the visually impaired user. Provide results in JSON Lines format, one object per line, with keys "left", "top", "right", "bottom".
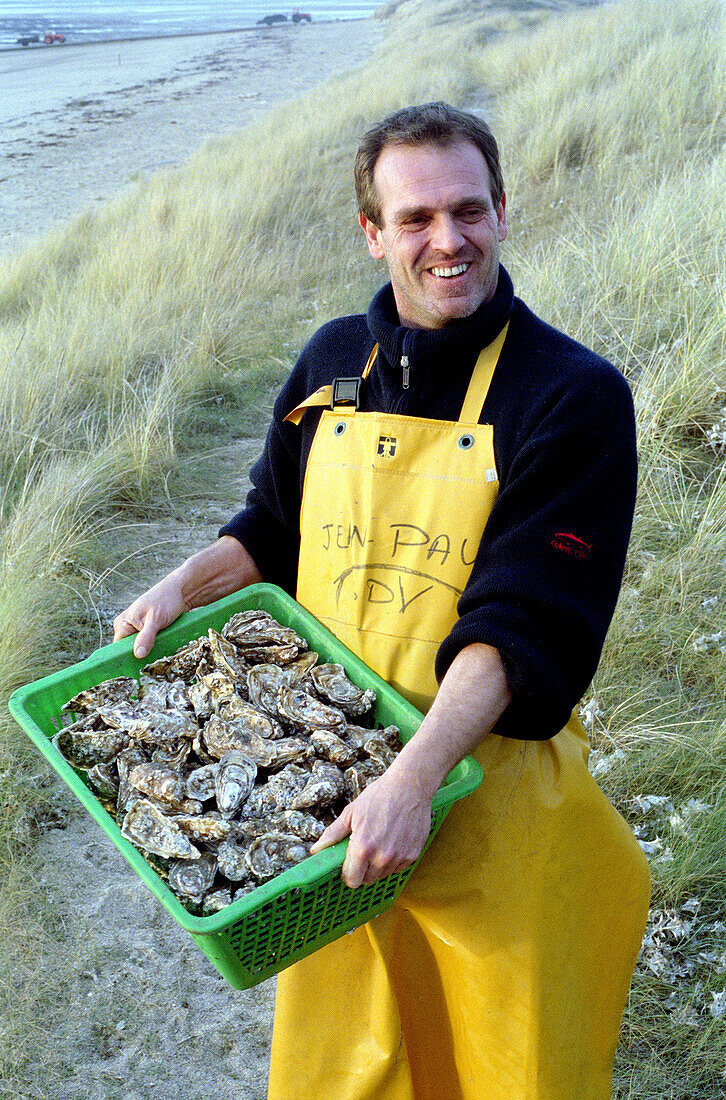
{"left": 8, "top": 583, "right": 483, "bottom": 990}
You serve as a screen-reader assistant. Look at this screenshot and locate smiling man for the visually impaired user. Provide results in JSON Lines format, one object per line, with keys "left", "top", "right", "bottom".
{"left": 115, "top": 103, "right": 650, "bottom": 1099}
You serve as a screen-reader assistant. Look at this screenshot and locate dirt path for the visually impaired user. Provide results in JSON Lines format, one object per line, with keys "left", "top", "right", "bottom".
{"left": 26, "top": 437, "right": 281, "bottom": 1100}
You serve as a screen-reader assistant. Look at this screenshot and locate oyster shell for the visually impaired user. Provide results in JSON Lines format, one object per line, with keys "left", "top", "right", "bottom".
{"left": 207, "top": 629, "right": 250, "bottom": 686}
{"left": 184, "top": 762, "right": 218, "bottom": 801}
{"left": 188, "top": 679, "right": 214, "bottom": 721}
{"left": 276, "top": 686, "right": 346, "bottom": 734}
{"left": 142, "top": 637, "right": 210, "bottom": 682}
{"left": 246, "top": 663, "right": 286, "bottom": 717}
{"left": 217, "top": 837, "right": 253, "bottom": 882}
{"left": 173, "top": 811, "right": 232, "bottom": 844}
{"left": 62, "top": 677, "right": 137, "bottom": 715}
{"left": 343, "top": 759, "right": 386, "bottom": 800}
{"left": 246, "top": 832, "right": 311, "bottom": 880}
{"left": 215, "top": 751, "right": 257, "bottom": 817}
{"left": 223, "top": 611, "right": 307, "bottom": 653}
{"left": 52, "top": 725, "right": 128, "bottom": 770}
{"left": 266, "top": 736, "right": 315, "bottom": 769}
{"left": 86, "top": 760, "right": 119, "bottom": 798}
{"left": 128, "top": 762, "right": 186, "bottom": 809}
{"left": 292, "top": 762, "right": 346, "bottom": 811}
{"left": 151, "top": 740, "right": 191, "bottom": 771}
{"left": 234, "top": 810, "right": 324, "bottom": 842}
{"left": 362, "top": 729, "right": 400, "bottom": 769}
{"left": 121, "top": 798, "right": 201, "bottom": 860}
{"left": 310, "top": 730, "right": 358, "bottom": 768}
{"left": 202, "top": 717, "right": 278, "bottom": 768}
{"left": 282, "top": 651, "right": 319, "bottom": 686}
{"left": 168, "top": 855, "right": 217, "bottom": 901}
{"left": 203, "top": 886, "right": 234, "bottom": 914}
{"left": 309, "top": 663, "right": 376, "bottom": 717}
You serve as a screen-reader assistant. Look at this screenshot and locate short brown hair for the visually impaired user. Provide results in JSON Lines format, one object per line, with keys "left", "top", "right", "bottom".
{"left": 354, "top": 101, "right": 504, "bottom": 226}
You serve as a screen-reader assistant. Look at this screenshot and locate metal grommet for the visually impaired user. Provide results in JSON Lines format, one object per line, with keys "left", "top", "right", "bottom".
{"left": 334, "top": 422, "right": 347, "bottom": 436}
{"left": 458, "top": 433, "right": 475, "bottom": 450}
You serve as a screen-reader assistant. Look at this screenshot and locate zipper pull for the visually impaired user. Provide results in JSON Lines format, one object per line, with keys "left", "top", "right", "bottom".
{"left": 401, "top": 355, "right": 410, "bottom": 390}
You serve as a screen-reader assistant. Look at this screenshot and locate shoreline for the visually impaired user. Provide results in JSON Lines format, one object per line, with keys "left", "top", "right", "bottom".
{"left": 0, "top": 17, "right": 369, "bottom": 54}
{"left": 0, "top": 18, "right": 384, "bottom": 255}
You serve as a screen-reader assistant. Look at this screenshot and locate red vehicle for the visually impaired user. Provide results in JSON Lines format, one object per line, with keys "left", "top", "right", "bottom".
{"left": 292, "top": 9, "right": 312, "bottom": 21}
{"left": 44, "top": 31, "right": 66, "bottom": 44}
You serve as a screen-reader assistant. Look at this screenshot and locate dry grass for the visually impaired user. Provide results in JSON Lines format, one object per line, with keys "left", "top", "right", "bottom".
{"left": 1, "top": 0, "right": 725, "bottom": 1092}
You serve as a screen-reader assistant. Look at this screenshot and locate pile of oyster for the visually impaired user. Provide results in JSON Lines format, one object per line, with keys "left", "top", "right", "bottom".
{"left": 53, "top": 610, "right": 402, "bottom": 915}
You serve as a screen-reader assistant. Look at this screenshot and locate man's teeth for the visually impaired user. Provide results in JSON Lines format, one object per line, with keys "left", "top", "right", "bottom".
{"left": 430, "top": 263, "right": 470, "bottom": 278}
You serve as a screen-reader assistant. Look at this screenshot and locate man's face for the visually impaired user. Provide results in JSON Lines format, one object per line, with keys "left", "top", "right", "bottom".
{"left": 359, "top": 140, "right": 507, "bottom": 330}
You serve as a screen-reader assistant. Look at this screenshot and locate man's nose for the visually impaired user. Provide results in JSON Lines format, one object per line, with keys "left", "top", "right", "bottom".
{"left": 429, "top": 214, "right": 465, "bottom": 254}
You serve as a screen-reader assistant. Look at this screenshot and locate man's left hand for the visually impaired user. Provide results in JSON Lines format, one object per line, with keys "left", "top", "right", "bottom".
{"left": 309, "top": 769, "right": 432, "bottom": 888}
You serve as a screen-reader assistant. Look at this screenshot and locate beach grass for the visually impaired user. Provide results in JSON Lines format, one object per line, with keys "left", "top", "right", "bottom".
{"left": 1, "top": 0, "right": 725, "bottom": 1092}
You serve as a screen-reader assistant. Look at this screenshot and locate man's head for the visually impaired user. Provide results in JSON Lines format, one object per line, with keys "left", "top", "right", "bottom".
{"left": 355, "top": 103, "right": 508, "bottom": 330}
{"left": 354, "top": 102, "right": 504, "bottom": 224}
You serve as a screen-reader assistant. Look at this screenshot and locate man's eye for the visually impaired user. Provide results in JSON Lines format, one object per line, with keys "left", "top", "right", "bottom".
{"left": 459, "top": 207, "right": 485, "bottom": 222}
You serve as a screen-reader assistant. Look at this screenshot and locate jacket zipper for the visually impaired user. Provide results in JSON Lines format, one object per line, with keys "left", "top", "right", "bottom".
{"left": 401, "top": 333, "right": 412, "bottom": 390}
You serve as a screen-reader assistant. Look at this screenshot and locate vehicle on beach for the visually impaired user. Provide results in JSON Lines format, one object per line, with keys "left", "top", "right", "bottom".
{"left": 43, "top": 31, "right": 66, "bottom": 44}
{"left": 292, "top": 9, "right": 312, "bottom": 21}
{"left": 16, "top": 35, "right": 40, "bottom": 46}
{"left": 257, "top": 12, "right": 288, "bottom": 24}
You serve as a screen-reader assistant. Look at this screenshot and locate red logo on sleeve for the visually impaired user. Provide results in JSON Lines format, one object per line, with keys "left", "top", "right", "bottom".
{"left": 550, "top": 532, "right": 593, "bottom": 559}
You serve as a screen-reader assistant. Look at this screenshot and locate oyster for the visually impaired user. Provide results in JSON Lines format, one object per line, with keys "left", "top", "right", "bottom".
{"left": 151, "top": 740, "right": 191, "bottom": 771}
{"left": 128, "top": 762, "right": 186, "bottom": 809}
{"left": 292, "top": 762, "right": 346, "bottom": 811}
{"left": 184, "top": 762, "right": 219, "bottom": 801}
{"left": 203, "top": 718, "right": 278, "bottom": 768}
{"left": 266, "top": 736, "right": 315, "bottom": 769}
{"left": 223, "top": 611, "right": 307, "bottom": 654}
{"left": 276, "top": 686, "right": 346, "bottom": 734}
{"left": 310, "top": 730, "right": 358, "bottom": 768}
{"left": 282, "top": 651, "right": 319, "bottom": 686}
{"left": 203, "top": 886, "right": 234, "bottom": 914}
{"left": 207, "top": 629, "right": 250, "bottom": 685}
{"left": 52, "top": 725, "right": 128, "bottom": 770}
{"left": 87, "top": 760, "right": 119, "bottom": 798}
{"left": 217, "top": 837, "right": 254, "bottom": 882}
{"left": 309, "top": 663, "right": 376, "bottom": 718}
{"left": 234, "top": 809, "right": 324, "bottom": 842}
{"left": 142, "top": 637, "right": 210, "bottom": 682}
{"left": 174, "top": 811, "right": 232, "bottom": 844}
{"left": 116, "top": 747, "right": 150, "bottom": 818}
{"left": 168, "top": 855, "right": 217, "bottom": 901}
{"left": 241, "top": 763, "right": 309, "bottom": 817}
{"left": 62, "top": 677, "right": 137, "bottom": 715}
{"left": 188, "top": 679, "right": 214, "bottom": 721}
{"left": 246, "top": 832, "right": 311, "bottom": 881}
{"left": 343, "top": 759, "right": 386, "bottom": 800}
{"left": 121, "top": 798, "right": 201, "bottom": 860}
{"left": 246, "top": 663, "right": 286, "bottom": 717}
{"left": 215, "top": 751, "right": 257, "bottom": 817}
{"left": 362, "top": 729, "right": 401, "bottom": 769}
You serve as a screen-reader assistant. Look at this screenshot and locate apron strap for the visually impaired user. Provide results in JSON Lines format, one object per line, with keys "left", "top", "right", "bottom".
{"left": 283, "top": 346, "right": 378, "bottom": 426}
{"left": 284, "top": 326, "right": 508, "bottom": 427}
{"left": 458, "top": 322, "right": 509, "bottom": 424}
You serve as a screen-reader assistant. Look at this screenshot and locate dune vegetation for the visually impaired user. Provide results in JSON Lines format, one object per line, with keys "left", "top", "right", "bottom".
{"left": 1, "top": 0, "right": 724, "bottom": 1093}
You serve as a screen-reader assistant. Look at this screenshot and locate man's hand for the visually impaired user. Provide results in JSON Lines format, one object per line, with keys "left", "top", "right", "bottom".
{"left": 113, "top": 536, "right": 263, "bottom": 659}
{"left": 114, "top": 574, "right": 188, "bottom": 659}
{"left": 310, "top": 767, "right": 433, "bottom": 888}
{"left": 310, "top": 643, "right": 513, "bottom": 889}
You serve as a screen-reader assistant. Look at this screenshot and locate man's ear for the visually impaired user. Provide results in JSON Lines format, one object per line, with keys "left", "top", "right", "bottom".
{"left": 359, "top": 212, "right": 386, "bottom": 260}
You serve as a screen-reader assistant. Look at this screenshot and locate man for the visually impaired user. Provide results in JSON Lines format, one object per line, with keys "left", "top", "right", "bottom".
{"left": 115, "top": 102, "right": 650, "bottom": 1099}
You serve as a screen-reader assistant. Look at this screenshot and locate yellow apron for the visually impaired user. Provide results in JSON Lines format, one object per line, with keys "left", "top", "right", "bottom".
{"left": 270, "top": 329, "right": 650, "bottom": 1100}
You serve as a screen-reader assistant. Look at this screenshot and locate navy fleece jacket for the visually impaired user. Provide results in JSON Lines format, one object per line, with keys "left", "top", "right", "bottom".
{"left": 220, "top": 266, "right": 637, "bottom": 740}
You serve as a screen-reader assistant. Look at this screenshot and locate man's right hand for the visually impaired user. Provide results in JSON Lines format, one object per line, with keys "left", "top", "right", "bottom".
{"left": 113, "top": 574, "right": 188, "bottom": 659}
{"left": 112, "top": 536, "right": 263, "bottom": 659}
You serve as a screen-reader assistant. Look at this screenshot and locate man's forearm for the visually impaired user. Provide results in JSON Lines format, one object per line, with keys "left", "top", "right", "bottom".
{"left": 390, "top": 642, "right": 513, "bottom": 799}
{"left": 311, "top": 642, "right": 512, "bottom": 887}
{"left": 175, "top": 535, "right": 264, "bottom": 609}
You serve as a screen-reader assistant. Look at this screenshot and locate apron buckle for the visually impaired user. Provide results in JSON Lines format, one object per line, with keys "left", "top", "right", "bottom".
{"left": 330, "top": 377, "right": 362, "bottom": 410}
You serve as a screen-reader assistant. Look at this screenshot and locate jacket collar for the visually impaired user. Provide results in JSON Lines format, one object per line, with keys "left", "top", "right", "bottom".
{"left": 366, "top": 264, "right": 514, "bottom": 375}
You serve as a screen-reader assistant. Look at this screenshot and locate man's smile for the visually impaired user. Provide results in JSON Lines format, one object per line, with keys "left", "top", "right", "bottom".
{"left": 429, "top": 262, "right": 471, "bottom": 279}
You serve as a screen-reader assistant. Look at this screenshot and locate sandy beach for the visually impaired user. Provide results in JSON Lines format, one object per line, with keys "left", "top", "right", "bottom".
{"left": 0, "top": 19, "right": 384, "bottom": 255}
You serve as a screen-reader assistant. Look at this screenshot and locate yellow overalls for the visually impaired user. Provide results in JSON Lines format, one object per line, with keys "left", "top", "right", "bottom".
{"left": 270, "top": 327, "right": 650, "bottom": 1100}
